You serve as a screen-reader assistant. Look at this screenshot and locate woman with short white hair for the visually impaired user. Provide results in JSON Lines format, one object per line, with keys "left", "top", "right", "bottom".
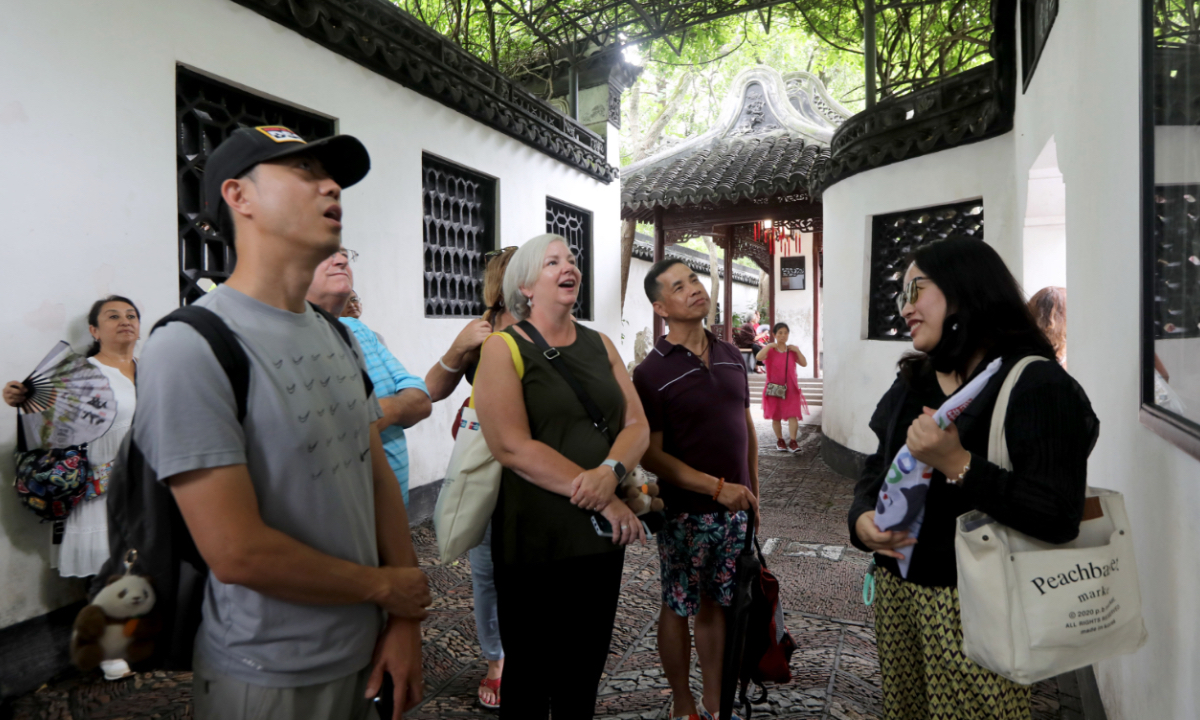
{"left": 474, "top": 233, "right": 649, "bottom": 719}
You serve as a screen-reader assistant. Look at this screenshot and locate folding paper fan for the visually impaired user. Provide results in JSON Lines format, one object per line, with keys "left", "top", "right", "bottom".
{"left": 20, "top": 341, "right": 116, "bottom": 449}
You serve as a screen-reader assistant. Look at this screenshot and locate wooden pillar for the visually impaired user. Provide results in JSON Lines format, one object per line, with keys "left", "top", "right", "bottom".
{"left": 813, "top": 230, "right": 822, "bottom": 379}
{"left": 768, "top": 265, "right": 776, "bottom": 329}
{"left": 653, "top": 206, "right": 665, "bottom": 340}
{"left": 723, "top": 227, "right": 734, "bottom": 343}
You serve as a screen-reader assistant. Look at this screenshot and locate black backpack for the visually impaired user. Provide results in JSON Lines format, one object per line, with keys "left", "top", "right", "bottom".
{"left": 96, "top": 302, "right": 372, "bottom": 670}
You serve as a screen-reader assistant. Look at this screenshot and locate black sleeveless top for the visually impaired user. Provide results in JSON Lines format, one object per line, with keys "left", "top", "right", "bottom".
{"left": 492, "top": 324, "right": 626, "bottom": 566}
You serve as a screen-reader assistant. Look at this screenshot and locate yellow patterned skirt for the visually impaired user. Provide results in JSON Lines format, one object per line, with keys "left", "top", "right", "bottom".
{"left": 874, "top": 566, "right": 1031, "bottom": 720}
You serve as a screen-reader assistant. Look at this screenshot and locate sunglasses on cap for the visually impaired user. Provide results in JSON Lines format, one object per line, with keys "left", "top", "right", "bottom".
{"left": 896, "top": 276, "right": 929, "bottom": 314}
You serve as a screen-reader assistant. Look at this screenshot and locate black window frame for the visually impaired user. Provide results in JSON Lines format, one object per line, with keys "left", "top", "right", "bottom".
{"left": 422, "top": 154, "right": 497, "bottom": 319}
{"left": 175, "top": 66, "right": 335, "bottom": 306}
{"left": 545, "top": 197, "right": 594, "bottom": 321}
{"left": 866, "top": 199, "right": 985, "bottom": 341}
{"left": 1140, "top": 0, "right": 1200, "bottom": 460}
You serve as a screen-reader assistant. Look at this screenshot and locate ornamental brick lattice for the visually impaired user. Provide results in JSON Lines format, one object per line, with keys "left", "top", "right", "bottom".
{"left": 868, "top": 200, "right": 984, "bottom": 340}
{"left": 422, "top": 156, "right": 495, "bottom": 318}
{"left": 546, "top": 197, "right": 593, "bottom": 320}
{"left": 175, "top": 67, "right": 335, "bottom": 306}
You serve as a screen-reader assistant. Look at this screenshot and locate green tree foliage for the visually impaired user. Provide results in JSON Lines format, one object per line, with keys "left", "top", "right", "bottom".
{"left": 1156, "top": 0, "right": 1200, "bottom": 45}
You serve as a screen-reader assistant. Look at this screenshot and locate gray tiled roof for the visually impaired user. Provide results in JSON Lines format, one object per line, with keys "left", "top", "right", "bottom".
{"left": 632, "top": 234, "right": 760, "bottom": 286}
{"left": 620, "top": 68, "right": 848, "bottom": 218}
{"left": 621, "top": 131, "right": 829, "bottom": 215}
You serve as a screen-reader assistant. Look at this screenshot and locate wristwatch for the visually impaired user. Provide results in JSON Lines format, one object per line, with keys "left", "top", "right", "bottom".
{"left": 601, "top": 458, "right": 627, "bottom": 482}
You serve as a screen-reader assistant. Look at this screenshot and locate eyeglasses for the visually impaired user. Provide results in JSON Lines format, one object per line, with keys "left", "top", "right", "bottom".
{"left": 336, "top": 248, "right": 359, "bottom": 262}
{"left": 896, "top": 276, "right": 928, "bottom": 314}
{"left": 484, "top": 246, "right": 518, "bottom": 259}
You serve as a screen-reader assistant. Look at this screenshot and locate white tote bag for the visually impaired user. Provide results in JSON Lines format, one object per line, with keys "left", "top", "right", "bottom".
{"left": 433, "top": 333, "right": 523, "bottom": 564}
{"left": 955, "top": 356, "right": 1148, "bottom": 685}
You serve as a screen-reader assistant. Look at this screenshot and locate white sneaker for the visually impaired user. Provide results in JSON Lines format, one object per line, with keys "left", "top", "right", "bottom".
{"left": 100, "top": 658, "right": 133, "bottom": 681}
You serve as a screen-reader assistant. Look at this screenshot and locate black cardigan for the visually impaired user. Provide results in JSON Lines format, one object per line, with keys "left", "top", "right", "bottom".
{"left": 847, "top": 354, "right": 1100, "bottom": 588}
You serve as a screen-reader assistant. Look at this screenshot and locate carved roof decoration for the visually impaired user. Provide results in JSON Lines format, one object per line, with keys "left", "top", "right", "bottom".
{"left": 229, "top": 0, "right": 618, "bottom": 183}
{"left": 621, "top": 66, "right": 849, "bottom": 216}
{"left": 632, "top": 235, "right": 761, "bottom": 286}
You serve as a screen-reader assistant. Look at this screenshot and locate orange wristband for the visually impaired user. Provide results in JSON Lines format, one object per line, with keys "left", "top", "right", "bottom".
{"left": 712, "top": 477, "right": 725, "bottom": 500}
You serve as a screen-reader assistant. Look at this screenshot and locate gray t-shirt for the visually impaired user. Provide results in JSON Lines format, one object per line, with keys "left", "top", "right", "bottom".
{"left": 135, "top": 285, "right": 384, "bottom": 687}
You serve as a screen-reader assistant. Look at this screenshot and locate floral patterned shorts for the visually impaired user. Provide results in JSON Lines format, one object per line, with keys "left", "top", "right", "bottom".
{"left": 657, "top": 510, "right": 748, "bottom": 617}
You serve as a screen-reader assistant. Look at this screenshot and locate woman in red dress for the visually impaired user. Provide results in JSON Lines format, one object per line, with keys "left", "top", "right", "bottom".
{"left": 756, "top": 323, "right": 808, "bottom": 452}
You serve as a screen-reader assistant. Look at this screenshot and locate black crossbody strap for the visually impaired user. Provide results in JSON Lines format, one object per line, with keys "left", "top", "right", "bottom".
{"left": 153, "top": 306, "right": 251, "bottom": 424}
{"left": 517, "top": 320, "right": 613, "bottom": 442}
{"left": 15, "top": 411, "right": 27, "bottom": 453}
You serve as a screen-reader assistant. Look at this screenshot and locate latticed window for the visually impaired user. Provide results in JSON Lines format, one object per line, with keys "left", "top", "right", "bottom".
{"left": 423, "top": 156, "right": 496, "bottom": 317}
{"left": 545, "top": 198, "right": 593, "bottom": 320}
{"left": 175, "top": 67, "right": 335, "bottom": 306}
{"left": 868, "top": 200, "right": 984, "bottom": 340}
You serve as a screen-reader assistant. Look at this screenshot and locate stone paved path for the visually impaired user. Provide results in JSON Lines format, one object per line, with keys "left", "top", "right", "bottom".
{"left": 10, "top": 422, "right": 1078, "bottom": 720}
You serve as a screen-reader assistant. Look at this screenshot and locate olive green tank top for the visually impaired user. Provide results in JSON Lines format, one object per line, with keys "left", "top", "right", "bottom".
{"left": 493, "top": 324, "right": 626, "bottom": 566}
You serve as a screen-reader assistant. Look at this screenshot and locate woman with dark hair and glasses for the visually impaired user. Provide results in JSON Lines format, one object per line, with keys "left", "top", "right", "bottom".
{"left": 423, "top": 245, "right": 517, "bottom": 710}
{"left": 847, "top": 238, "right": 1099, "bottom": 720}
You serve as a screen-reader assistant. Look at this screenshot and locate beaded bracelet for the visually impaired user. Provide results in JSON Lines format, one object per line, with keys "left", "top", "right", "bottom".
{"left": 712, "top": 477, "right": 725, "bottom": 500}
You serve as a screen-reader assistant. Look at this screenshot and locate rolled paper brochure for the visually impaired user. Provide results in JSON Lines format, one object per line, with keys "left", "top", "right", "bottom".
{"left": 873, "top": 357, "right": 1003, "bottom": 577}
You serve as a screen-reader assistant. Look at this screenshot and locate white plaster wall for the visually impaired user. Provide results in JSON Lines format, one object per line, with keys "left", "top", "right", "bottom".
{"left": 1022, "top": 223, "right": 1066, "bottom": 293}
{"left": 621, "top": 255, "right": 760, "bottom": 353}
{"left": 771, "top": 233, "right": 818, "bottom": 379}
{"left": 1023, "top": 141, "right": 1067, "bottom": 293}
{"left": 822, "top": 2, "right": 1200, "bottom": 716}
{"left": 0, "top": 0, "right": 620, "bottom": 628}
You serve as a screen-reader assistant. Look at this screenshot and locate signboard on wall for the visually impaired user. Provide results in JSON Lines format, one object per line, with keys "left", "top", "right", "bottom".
{"left": 781, "top": 256, "right": 806, "bottom": 291}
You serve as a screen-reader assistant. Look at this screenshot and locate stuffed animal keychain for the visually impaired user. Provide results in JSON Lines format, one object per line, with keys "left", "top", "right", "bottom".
{"left": 618, "top": 468, "right": 666, "bottom": 533}
{"left": 71, "top": 549, "right": 159, "bottom": 672}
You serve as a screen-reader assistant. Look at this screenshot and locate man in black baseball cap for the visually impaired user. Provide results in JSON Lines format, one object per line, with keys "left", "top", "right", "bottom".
{"left": 204, "top": 125, "right": 370, "bottom": 231}
{"left": 137, "top": 125, "right": 430, "bottom": 720}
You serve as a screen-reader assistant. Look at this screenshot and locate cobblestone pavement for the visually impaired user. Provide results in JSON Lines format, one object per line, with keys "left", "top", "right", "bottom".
{"left": 10, "top": 422, "right": 1078, "bottom": 720}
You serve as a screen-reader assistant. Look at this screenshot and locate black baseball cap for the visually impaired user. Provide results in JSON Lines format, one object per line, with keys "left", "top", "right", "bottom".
{"left": 203, "top": 125, "right": 371, "bottom": 222}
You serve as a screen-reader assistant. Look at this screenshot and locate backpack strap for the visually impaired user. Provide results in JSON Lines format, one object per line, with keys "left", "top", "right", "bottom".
{"left": 152, "top": 306, "right": 250, "bottom": 424}
{"left": 309, "top": 303, "right": 375, "bottom": 399}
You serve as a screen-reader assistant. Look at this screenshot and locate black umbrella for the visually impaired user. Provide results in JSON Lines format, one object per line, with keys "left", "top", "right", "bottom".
{"left": 719, "top": 508, "right": 760, "bottom": 719}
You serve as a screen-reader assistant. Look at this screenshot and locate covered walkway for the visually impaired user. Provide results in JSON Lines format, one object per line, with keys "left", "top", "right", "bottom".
{"left": 11, "top": 421, "right": 1079, "bottom": 720}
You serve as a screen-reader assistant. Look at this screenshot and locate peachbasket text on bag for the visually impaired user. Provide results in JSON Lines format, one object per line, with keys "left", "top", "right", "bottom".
{"left": 955, "top": 356, "right": 1148, "bottom": 685}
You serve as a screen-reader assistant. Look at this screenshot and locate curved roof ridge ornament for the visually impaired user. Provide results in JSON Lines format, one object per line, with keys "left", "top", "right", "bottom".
{"left": 781, "top": 71, "right": 854, "bottom": 129}
{"left": 623, "top": 65, "right": 845, "bottom": 176}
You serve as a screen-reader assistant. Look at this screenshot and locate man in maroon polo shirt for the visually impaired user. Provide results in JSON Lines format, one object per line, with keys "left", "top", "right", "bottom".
{"left": 632, "top": 259, "right": 760, "bottom": 720}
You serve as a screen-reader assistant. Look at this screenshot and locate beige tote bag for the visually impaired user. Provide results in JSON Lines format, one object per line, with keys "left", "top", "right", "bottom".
{"left": 955, "top": 356, "right": 1147, "bottom": 685}
{"left": 433, "top": 333, "right": 523, "bottom": 564}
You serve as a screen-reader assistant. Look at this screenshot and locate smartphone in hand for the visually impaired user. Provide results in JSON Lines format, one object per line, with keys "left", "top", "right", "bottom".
{"left": 374, "top": 672, "right": 394, "bottom": 719}
{"left": 591, "top": 515, "right": 650, "bottom": 538}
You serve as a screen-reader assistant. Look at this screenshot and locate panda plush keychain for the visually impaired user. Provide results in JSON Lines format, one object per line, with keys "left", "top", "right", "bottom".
{"left": 70, "top": 549, "right": 159, "bottom": 675}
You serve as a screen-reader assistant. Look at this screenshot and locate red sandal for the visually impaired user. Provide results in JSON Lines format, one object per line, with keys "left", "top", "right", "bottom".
{"left": 478, "top": 676, "right": 501, "bottom": 710}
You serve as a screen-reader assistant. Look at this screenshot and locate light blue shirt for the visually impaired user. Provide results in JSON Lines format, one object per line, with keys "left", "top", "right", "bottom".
{"left": 340, "top": 317, "right": 429, "bottom": 505}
